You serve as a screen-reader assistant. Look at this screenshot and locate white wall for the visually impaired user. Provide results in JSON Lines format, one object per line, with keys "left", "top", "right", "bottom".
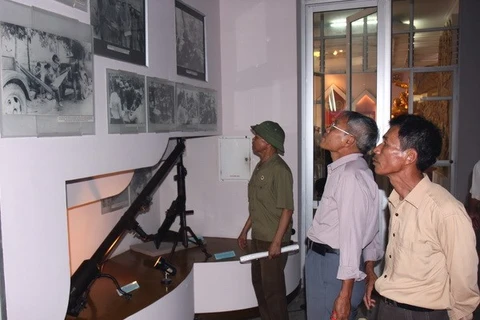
{"left": 163, "top": 0, "right": 299, "bottom": 242}
{"left": 0, "top": 0, "right": 221, "bottom": 319}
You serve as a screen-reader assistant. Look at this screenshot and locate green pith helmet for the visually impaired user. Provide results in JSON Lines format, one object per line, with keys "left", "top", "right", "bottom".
{"left": 251, "top": 121, "right": 286, "bottom": 154}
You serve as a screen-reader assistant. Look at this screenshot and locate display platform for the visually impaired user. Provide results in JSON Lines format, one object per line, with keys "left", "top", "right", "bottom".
{"left": 65, "top": 237, "right": 300, "bottom": 320}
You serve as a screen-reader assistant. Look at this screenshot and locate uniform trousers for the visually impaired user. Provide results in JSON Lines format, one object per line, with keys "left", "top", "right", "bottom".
{"left": 251, "top": 239, "right": 289, "bottom": 320}
{"left": 305, "top": 248, "right": 364, "bottom": 320}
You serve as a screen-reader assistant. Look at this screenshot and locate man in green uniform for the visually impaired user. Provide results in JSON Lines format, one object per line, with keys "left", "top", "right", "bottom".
{"left": 238, "top": 120, "right": 294, "bottom": 320}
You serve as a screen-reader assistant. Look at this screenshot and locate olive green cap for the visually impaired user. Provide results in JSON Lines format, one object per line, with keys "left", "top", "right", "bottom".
{"left": 251, "top": 120, "right": 285, "bottom": 155}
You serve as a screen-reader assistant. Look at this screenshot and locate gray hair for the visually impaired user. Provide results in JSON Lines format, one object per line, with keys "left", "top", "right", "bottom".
{"left": 342, "top": 111, "right": 379, "bottom": 155}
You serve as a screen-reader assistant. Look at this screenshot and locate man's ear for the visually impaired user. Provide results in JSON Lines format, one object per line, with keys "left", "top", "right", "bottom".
{"left": 405, "top": 149, "right": 418, "bottom": 165}
{"left": 343, "top": 134, "right": 356, "bottom": 148}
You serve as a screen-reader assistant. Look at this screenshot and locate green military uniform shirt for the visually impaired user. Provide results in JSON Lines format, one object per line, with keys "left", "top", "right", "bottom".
{"left": 248, "top": 154, "right": 294, "bottom": 242}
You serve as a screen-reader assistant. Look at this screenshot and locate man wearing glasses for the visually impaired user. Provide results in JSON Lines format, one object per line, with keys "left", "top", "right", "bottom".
{"left": 369, "top": 115, "right": 479, "bottom": 320}
{"left": 305, "top": 111, "right": 383, "bottom": 320}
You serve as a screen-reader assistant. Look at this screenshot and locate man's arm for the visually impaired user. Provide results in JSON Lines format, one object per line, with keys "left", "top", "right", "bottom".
{"left": 268, "top": 208, "right": 293, "bottom": 258}
{"left": 237, "top": 216, "right": 252, "bottom": 251}
{"left": 363, "top": 260, "right": 378, "bottom": 310}
{"left": 440, "top": 207, "right": 480, "bottom": 320}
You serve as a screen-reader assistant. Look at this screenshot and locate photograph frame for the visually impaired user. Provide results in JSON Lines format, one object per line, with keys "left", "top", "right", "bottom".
{"left": 0, "top": 3, "right": 95, "bottom": 138}
{"left": 175, "top": 0, "right": 206, "bottom": 81}
{"left": 196, "top": 86, "right": 217, "bottom": 132}
{"left": 90, "top": 0, "right": 147, "bottom": 65}
{"left": 146, "top": 76, "right": 175, "bottom": 133}
{"left": 107, "top": 69, "right": 146, "bottom": 134}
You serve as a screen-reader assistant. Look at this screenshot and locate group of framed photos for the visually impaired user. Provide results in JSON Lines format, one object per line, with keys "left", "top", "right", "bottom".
{"left": 107, "top": 69, "right": 217, "bottom": 133}
{"left": 0, "top": 0, "right": 214, "bottom": 137}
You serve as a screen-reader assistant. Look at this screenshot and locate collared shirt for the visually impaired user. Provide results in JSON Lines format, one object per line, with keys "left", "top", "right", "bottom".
{"left": 249, "top": 154, "right": 294, "bottom": 242}
{"left": 471, "top": 160, "right": 480, "bottom": 200}
{"left": 307, "top": 153, "right": 382, "bottom": 281}
{"left": 375, "top": 175, "right": 480, "bottom": 320}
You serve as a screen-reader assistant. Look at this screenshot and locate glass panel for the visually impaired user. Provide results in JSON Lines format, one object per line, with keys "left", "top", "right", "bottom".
{"left": 391, "top": 72, "right": 409, "bottom": 118}
{"left": 392, "top": 33, "right": 409, "bottom": 68}
{"left": 352, "top": 73, "right": 377, "bottom": 118}
{"left": 313, "top": 39, "right": 322, "bottom": 73}
{"left": 325, "top": 75, "right": 347, "bottom": 125}
{"left": 350, "top": 11, "right": 377, "bottom": 74}
{"left": 351, "top": 35, "right": 363, "bottom": 72}
{"left": 413, "top": 71, "right": 453, "bottom": 99}
{"left": 413, "top": 30, "right": 459, "bottom": 67}
{"left": 313, "top": 73, "right": 325, "bottom": 198}
{"left": 323, "top": 9, "right": 360, "bottom": 37}
{"left": 367, "top": 35, "right": 377, "bottom": 72}
{"left": 324, "top": 38, "right": 346, "bottom": 73}
{"left": 414, "top": 100, "right": 451, "bottom": 160}
{"left": 392, "top": 1, "right": 410, "bottom": 33}
{"left": 414, "top": 0, "right": 458, "bottom": 29}
{"left": 349, "top": 11, "right": 377, "bottom": 117}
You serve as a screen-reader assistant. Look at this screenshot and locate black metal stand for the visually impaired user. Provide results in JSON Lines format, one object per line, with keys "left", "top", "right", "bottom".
{"left": 167, "top": 141, "right": 211, "bottom": 261}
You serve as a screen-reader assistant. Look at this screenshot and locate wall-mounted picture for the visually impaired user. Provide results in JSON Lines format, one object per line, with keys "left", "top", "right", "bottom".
{"left": 175, "top": 1, "right": 206, "bottom": 81}
{"left": 55, "top": 0, "right": 88, "bottom": 12}
{"left": 101, "top": 186, "right": 129, "bottom": 214}
{"left": 107, "top": 69, "right": 146, "bottom": 134}
{"left": 147, "top": 77, "right": 175, "bottom": 133}
{"left": 197, "top": 87, "right": 217, "bottom": 131}
{"left": 175, "top": 83, "right": 199, "bottom": 131}
{"left": 90, "top": 0, "right": 146, "bottom": 65}
{"left": 0, "top": 11, "right": 94, "bottom": 137}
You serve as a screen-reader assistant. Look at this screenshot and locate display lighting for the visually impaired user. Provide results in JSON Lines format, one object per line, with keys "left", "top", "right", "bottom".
{"left": 330, "top": 17, "right": 377, "bottom": 28}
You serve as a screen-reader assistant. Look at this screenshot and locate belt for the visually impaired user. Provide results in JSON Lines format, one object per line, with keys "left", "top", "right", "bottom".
{"left": 306, "top": 238, "right": 339, "bottom": 255}
{"left": 382, "top": 296, "right": 435, "bottom": 312}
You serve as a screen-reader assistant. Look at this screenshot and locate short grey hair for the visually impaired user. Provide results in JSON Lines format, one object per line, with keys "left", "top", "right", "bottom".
{"left": 342, "top": 111, "right": 379, "bottom": 155}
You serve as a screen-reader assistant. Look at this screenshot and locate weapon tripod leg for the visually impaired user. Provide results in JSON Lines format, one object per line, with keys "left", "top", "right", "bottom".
{"left": 185, "top": 226, "right": 212, "bottom": 259}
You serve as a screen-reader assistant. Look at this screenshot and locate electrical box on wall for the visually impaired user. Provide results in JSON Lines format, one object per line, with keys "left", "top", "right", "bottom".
{"left": 218, "top": 136, "right": 252, "bottom": 181}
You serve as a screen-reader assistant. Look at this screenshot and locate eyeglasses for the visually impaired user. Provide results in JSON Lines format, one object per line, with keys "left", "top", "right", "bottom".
{"left": 328, "top": 123, "right": 354, "bottom": 137}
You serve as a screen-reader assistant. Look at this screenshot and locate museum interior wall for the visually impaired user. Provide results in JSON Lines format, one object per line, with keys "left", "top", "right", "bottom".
{"left": 167, "top": 0, "right": 299, "bottom": 242}
{"left": 0, "top": 0, "right": 221, "bottom": 318}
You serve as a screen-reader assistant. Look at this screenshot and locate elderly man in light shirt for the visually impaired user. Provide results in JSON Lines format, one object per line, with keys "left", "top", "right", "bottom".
{"left": 370, "top": 114, "right": 479, "bottom": 320}
{"left": 305, "top": 111, "right": 383, "bottom": 320}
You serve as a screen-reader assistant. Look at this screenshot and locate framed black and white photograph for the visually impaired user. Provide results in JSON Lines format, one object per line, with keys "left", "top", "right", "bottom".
{"left": 146, "top": 77, "right": 175, "bottom": 133}
{"left": 107, "top": 69, "right": 146, "bottom": 134}
{"left": 175, "top": 1, "right": 206, "bottom": 81}
{"left": 101, "top": 186, "right": 129, "bottom": 214}
{"left": 90, "top": 0, "right": 146, "bottom": 65}
{"left": 55, "top": 0, "right": 88, "bottom": 12}
{"left": 175, "top": 83, "right": 200, "bottom": 131}
{"left": 0, "top": 4, "right": 94, "bottom": 137}
{"left": 197, "top": 87, "right": 217, "bottom": 131}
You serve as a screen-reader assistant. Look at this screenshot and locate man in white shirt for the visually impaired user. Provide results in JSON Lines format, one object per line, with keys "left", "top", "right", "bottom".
{"left": 305, "top": 111, "right": 383, "bottom": 320}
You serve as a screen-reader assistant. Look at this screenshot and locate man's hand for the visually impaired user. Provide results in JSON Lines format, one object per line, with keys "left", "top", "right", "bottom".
{"left": 268, "top": 241, "right": 281, "bottom": 259}
{"left": 237, "top": 232, "right": 247, "bottom": 251}
{"left": 363, "top": 271, "right": 378, "bottom": 310}
{"left": 332, "top": 295, "right": 351, "bottom": 320}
